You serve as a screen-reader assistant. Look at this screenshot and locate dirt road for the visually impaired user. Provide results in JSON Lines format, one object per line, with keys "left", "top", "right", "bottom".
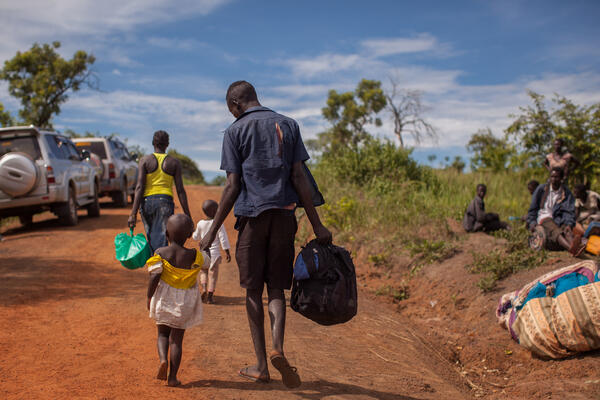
{"left": 0, "top": 185, "right": 470, "bottom": 400}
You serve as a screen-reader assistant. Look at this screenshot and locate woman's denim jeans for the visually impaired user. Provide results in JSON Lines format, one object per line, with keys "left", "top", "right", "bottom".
{"left": 140, "top": 194, "right": 174, "bottom": 252}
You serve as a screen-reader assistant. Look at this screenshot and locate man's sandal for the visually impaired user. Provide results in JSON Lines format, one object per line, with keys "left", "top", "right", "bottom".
{"left": 238, "top": 366, "right": 270, "bottom": 383}
{"left": 269, "top": 351, "right": 301, "bottom": 389}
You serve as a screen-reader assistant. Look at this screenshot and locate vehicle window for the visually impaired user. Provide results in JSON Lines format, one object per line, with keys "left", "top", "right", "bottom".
{"left": 110, "top": 140, "right": 126, "bottom": 159}
{"left": 64, "top": 140, "right": 81, "bottom": 160}
{"left": 74, "top": 141, "right": 107, "bottom": 159}
{"left": 44, "top": 135, "right": 66, "bottom": 159}
{"left": 0, "top": 135, "right": 42, "bottom": 160}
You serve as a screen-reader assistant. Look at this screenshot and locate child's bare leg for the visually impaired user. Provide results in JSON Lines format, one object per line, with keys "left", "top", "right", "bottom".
{"left": 168, "top": 327, "right": 185, "bottom": 386}
{"left": 156, "top": 325, "right": 170, "bottom": 380}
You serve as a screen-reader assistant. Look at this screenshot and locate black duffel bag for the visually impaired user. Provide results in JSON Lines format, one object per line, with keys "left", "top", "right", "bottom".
{"left": 290, "top": 239, "right": 358, "bottom": 325}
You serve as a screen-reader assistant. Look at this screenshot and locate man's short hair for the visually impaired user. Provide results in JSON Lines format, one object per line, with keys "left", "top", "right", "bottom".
{"left": 550, "top": 167, "right": 564, "bottom": 179}
{"left": 476, "top": 183, "right": 486, "bottom": 191}
{"left": 152, "top": 130, "right": 169, "bottom": 147}
{"left": 226, "top": 81, "right": 258, "bottom": 104}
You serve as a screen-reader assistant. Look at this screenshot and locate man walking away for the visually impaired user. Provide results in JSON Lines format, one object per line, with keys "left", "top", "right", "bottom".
{"left": 200, "top": 81, "right": 332, "bottom": 388}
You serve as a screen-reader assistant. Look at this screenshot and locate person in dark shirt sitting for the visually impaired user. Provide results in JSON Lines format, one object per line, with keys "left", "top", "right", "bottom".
{"left": 463, "top": 183, "right": 508, "bottom": 233}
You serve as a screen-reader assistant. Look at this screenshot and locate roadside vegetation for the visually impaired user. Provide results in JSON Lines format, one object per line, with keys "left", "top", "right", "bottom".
{"left": 299, "top": 79, "right": 600, "bottom": 296}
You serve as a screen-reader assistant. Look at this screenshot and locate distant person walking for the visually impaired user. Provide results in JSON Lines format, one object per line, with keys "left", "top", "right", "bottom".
{"left": 128, "top": 130, "right": 191, "bottom": 252}
{"left": 192, "top": 199, "right": 231, "bottom": 304}
{"left": 199, "top": 81, "right": 331, "bottom": 388}
{"left": 544, "top": 138, "right": 579, "bottom": 181}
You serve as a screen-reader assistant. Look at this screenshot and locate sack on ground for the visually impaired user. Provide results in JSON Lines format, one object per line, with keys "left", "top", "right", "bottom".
{"left": 290, "top": 239, "right": 357, "bottom": 325}
{"left": 496, "top": 260, "right": 600, "bottom": 358}
{"left": 115, "top": 228, "right": 152, "bottom": 269}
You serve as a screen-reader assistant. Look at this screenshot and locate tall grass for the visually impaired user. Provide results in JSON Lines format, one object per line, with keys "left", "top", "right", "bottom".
{"left": 308, "top": 140, "right": 551, "bottom": 290}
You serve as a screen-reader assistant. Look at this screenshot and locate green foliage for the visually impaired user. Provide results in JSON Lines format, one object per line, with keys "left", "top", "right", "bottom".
{"left": 467, "top": 128, "right": 515, "bottom": 172}
{"left": 505, "top": 91, "right": 600, "bottom": 185}
{"left": 0, "top": 103, "right": 14, "bottom": 127}
{"left": 450, "top": 156, "right": 466, "bottom": 173}
{"left": 167, "top": 149, "right": 205, "bottom": 185}
{"left": 407, "top": 238, "right": 458, "bottom": 274}
{"left": 318, "top": 137, "right": 438, "bottom": 193}
{"left": 468, "top": 226, "right": 547, "bottom": 292}
{"left": 311, "top": 79, "right": 386, "bottom": 152}
{"left": 0, "top": 41, "right": 96, "bottom": 129}
{"left": 209, "top": 175, "right": 226, "bottom": 186}
{"left": 375, "top": 284, "right": 408, "bottom": 301}
{"left": 63, "top": 128, "right": 98, "bottom": 138}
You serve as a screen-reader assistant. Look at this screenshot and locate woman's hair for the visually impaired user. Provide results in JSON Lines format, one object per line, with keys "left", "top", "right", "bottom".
{"left": 152, "top": 130, "right": 169, "bottom": 147}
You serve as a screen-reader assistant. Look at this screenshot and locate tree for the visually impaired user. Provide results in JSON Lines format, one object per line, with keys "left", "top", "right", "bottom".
{"left": 505, "top": 91, "right": 600, "bottom": 184}
{"left": 385, "top": 78, "right": 436, "bottom": 148}
{"left": 209, "top": 175, "right": 226, "bottom": 186}
{"left": 167, "top": 149, "right": 206, "bottom": 185}
{"left": 0, "top": 41, "right": 96, "bottom": 129}
{"left": 450, "top": 156, "right": 465, "bottom": 173}
{"left": 0, "top": 103, "right": 14, "bottom": 127}
{"left": 313, "top": 79, "right": 386, "bottom": 152}
{"left": 467, "top": 128, "right": 515, "bottom": 172}
{"left": 427, "top": 154, "right": 437, "bottom": 163}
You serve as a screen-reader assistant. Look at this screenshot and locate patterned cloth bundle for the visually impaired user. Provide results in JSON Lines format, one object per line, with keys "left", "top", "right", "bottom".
{"left": 496, "top": 260, "right": 600, "bottom": 358}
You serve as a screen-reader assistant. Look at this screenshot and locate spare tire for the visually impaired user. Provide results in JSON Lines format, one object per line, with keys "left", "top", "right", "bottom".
{"left": 0, "top": 152, "right": 38, "bottom": 197}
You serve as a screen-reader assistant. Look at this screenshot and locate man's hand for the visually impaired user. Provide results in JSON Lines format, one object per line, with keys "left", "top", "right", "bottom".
{"left": 564, "top": 225, "right": 573, "bottom": 234}
{"left": 199, "top": 232, "right": 216, "bottom": 252}
{"left": 314, "top": 224, "right": 332, "bottom": 245}
{"left": 128, "top": 214, "right": 136, "bottom": 229}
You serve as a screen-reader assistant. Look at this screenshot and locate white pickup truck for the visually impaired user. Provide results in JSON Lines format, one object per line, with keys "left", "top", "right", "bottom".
{"left": 0, "top": 126, "right": 100, "bottom": 226}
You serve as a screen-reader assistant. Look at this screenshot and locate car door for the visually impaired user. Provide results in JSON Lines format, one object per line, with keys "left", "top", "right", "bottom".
{"left": 61, "top": 137, "right": 88, "bottom": 198}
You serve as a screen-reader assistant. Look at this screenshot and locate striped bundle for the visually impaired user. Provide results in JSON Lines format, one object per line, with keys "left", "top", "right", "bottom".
{"left": 496, "top": 260, "right": 600, "bottom": 359}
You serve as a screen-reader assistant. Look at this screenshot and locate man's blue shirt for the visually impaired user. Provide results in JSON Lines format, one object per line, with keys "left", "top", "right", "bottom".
{"left": 220, "top": 106, "right": 310, "bottom": 217}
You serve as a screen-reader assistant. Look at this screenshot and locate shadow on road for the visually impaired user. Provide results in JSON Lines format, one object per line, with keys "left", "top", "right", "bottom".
{"left": 0, "top": 256, "right": 143, "bottom": 305}
{"left": 213, "top": 295, "right": 246, "bottom": 306}
{"left": 2, "top": 213, "right": 129, "bottom": 237}
{"left": 180, "top": 378, "right": 419, "bottom": 399}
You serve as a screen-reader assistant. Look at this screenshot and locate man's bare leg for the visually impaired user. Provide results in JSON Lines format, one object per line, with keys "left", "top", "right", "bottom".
{"left": 267, "top": 287, "right": 286, "bottom": 355}
{"left": 156, "top": 325, "right": 170, "bottom": 380}
{"left": 243, "top": 287, "right": 269, "bottom": 379}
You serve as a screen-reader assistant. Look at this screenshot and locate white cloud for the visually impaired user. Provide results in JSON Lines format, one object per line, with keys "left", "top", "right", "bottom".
{"left": 147, "top": 37, "right": 205, "bottom": 51}
{"left": 0, "top": 0, "right": 230, "bottom": 62}
{"left": 361, "top": 34, "right": 439, "bottom": 57}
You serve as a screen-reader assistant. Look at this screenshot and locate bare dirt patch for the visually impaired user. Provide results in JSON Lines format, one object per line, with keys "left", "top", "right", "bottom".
{"left": 0, "top": 185, "right": 470, "bottom": 400}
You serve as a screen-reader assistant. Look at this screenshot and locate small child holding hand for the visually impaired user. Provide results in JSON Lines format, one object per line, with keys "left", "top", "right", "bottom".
{"left": 146, "top": 213, "right": 210, "bottom": 386}
{"left": 192, "top": 199, "right": 231, "bottom": 304}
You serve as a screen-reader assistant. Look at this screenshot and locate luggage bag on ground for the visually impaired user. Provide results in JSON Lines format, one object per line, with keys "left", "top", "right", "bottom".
{"left": 290, "top": 239, "right": 358, "bottom": 325}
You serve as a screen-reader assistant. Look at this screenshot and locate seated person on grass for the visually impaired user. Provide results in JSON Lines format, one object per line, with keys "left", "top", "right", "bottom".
{"left": 463, "top": 183, "right": 509, "bottom": 233}
{"left": 527, "top": 168, "right": 584, "bottom": 256}
{"left": 574, "top": 184, "right": 600, "bottom": 226}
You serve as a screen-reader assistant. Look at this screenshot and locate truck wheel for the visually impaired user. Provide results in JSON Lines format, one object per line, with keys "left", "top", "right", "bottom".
{"left": 112, "top": 179, "right": 128, "bottom": 207}
{"left": 87, "top": 183, "right": 101, "bottom": 217}
{"left": 59, "top": 187, "right": 78, "bottom": 226}
{"left": 19, "top": 214, "right": 33, "bottom": 227}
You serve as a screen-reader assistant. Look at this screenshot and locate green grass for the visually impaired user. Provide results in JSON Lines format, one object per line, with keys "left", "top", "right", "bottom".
{"left": 311, "top": 158, "right": 550, "bottom": 290}
{"left": 467, "top": 226, "right": 547, "bottom": 291}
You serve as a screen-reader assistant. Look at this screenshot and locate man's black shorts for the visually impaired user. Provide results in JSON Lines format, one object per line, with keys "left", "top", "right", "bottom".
{"left": 235, "top": 208, "right": 297, "bottom": 290}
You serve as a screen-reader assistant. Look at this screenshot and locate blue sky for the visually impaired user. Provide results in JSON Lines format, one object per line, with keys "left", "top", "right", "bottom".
{"left": 1, "top": 0, "right": 599, "bottom": 179}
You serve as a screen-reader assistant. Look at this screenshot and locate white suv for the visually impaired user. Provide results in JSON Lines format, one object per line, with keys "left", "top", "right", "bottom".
{"left": 72, "top": 137, "right": 138, "bottom": 207}
{"left": 0, "top": 126, "right": 100, "bottom": 226}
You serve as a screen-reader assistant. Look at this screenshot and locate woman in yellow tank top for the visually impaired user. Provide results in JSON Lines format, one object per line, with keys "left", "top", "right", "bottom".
{"left": 128, "top": 130, "right": 192, "bottom": 252}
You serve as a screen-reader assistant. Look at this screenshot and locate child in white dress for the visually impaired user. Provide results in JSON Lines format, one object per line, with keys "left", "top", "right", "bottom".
{"left": 192, "top": 199, "right": 231, "bottom": 304}
{"left": 146, "top": 213, "right": 210, "bottom": 386}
